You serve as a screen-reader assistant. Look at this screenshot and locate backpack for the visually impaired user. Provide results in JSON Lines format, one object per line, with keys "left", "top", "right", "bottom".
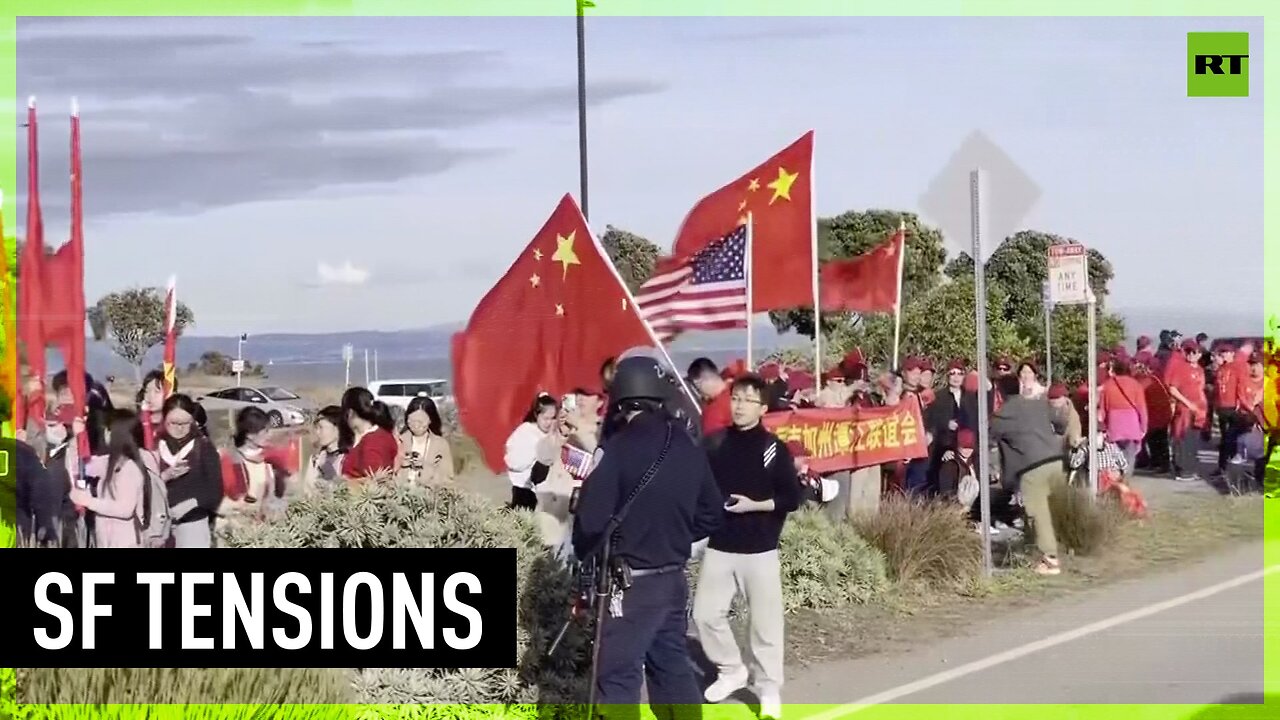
{"left": 134, "top": 461, "right": 173, "bottom": 548}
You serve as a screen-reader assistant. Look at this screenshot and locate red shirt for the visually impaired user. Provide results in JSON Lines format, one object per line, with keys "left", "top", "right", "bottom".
{"left": 1138, "top": 374, "right": 1173, "bottom": 429}
{"left": 702, "top": 390, "right": 733, "bottom": 436}
{"left": 1214, "top": 362, "right": 1240, "bottom": 410}
{"left": 1239, "top": 374, "right": 1265, "bottom": 415}
{"left": 1166, "top": 361, "right": 1207, "bottom": 429}
{"left": 342, "top": 427, "right": 399, "bottom": 480}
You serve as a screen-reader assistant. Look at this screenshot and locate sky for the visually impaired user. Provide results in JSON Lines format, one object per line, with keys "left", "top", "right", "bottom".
{"left": 13, "top": 15, "right": 1264, "bottom": 337}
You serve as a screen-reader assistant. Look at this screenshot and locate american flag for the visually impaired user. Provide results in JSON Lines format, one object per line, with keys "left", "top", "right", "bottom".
{"left": 637, "top": 225, "right": 749, "bottom": 342}
{"left": 562, "top": 444, "right": 595, "bottom": 480}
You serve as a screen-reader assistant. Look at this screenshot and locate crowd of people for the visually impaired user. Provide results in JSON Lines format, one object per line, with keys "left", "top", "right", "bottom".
{"left": 11, "top": 370, "right": 457, "bottom": 549}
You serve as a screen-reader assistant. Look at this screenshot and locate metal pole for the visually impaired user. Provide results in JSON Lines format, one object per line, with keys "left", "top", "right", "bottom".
{"left": 236, "top": 336, "right": 244, "bottom": 387}
{"left": 1087, "top": 291, "right": 1099, "bottom": 500}
{"left": 576, "top": 0, "right": 589, "bottom": 220}
{"left": 970, "top": 169, "right": 993, "bottom": 577}
{"left": 745, "top": 214, "right": 754, "bottom": 367}
{"left": 374, "top": 349, "right": 379, "bottom": 381}
{"left": 364, "top": 348, "right": 370, "bottom": 386}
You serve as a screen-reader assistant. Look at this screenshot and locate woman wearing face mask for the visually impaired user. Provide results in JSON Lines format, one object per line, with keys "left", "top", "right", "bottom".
{"left": 218, "top": 406, "right": 291, "bottom": 529}
{"left": 396, "top": 395, "right": 454, "bottom": 485}
{"left": 504, "top": 393, "right": 558, "bottom": 511}
{"left": 68, "top": 409, "right": 152, "bottom": 548}
{"left": 305, "top": 405, "right": 352, "bottom": 490}
{"left": 24, "top": 409, "right": 80, "bottom": 547}
{"left": 157, "top": 394, "right": 225, "bottom": 547}
{"left": 340, "top": 386, "right": 399, "bottom": 481}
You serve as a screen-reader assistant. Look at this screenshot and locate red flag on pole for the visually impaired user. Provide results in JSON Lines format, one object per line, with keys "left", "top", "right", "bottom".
{"left": 1, "top": 191, "right": 15, "bottom": 424}
{"left": 818, "top": 225, "right": 906, "bottom": 314}
{"left": 16, "top": 98, "right": 47, "bottom": 431}
{"left": 451, "top": 193, "right": 665, "bottom": 473}
{"left": 671, "top": 131, "right": 815, "bottom": 312}
{"left": 163, "top": 275, "right": 178, "bottom": 398}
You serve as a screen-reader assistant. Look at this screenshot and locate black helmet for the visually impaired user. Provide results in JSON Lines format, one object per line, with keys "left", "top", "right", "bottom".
{"left": 608, "top": 355, "right": 673, "bottom": 404}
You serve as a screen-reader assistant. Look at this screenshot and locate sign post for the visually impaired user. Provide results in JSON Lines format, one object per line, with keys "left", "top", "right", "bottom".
{"left": 1048, "top": 244, "right": 1095, "bottom": 498}
{"left": 970, "top": 170, "right": 993, "bottom": 578}
{"left": 1042, "top": 279, "right": 1054, "bottom": 384}
{"left": 236, "top": 333, "right": 248, "bottom": 387}
{"left": 1086, "top": 289, "right": 1098, "bottom": 500}
{"left": 342, "top": 343, "right": 354, "bottom": 388}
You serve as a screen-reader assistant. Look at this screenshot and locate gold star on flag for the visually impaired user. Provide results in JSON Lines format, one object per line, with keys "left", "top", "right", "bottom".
{"left": 530, "top": 273, "right": 541, "bottom": 288}
{"left": 555, "top": 303, "right": 565, "bottom": 316}
{"left": 552, "top": 231, "right": 581, "bottom": 279}
{"left": 738, "top": 199, "right": 748, "bottom": 211}
{"left": 767, "top": 166, "right": 798, "bottom": 205}
{"left": 747, "top": 177, "right": 760, "bottom": 192}
{"left": 533, "top": 248, "right": 543, "bottom": 261}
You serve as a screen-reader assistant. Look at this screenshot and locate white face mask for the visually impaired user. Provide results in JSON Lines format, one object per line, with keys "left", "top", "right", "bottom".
{"left": 45, "top": 423, "right": 68, "bottom": 446}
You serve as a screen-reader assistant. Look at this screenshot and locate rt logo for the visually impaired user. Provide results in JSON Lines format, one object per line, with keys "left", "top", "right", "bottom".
{"left": 1187, "top": 32, "right": 1249, "bottom": 97}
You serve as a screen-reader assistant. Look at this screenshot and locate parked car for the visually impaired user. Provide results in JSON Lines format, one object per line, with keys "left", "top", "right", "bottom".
{"left": 367, "top": 378, "right": 453, "bottom": 423}
{"left": 195, "top": 386, "right": 310, "bottom": 428}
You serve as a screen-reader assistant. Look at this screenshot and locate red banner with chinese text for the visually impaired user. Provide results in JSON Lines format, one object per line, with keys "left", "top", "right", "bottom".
{"left": 763, "top": 404, "right": 929, "bottom": 473}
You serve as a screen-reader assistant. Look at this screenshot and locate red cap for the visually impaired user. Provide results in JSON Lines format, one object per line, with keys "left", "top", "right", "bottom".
{"left": 1250, "top": 351, "right": 1264, "bottom": 364}
{"left": 786, "top": 440, "right": 810, "bottom": 458}
{"left": 1098, "top": 351, "right": 1112, "bottom": 366}
{"left": 1216, "top": 341, "right": 1237, "bottom": 353}
{"left": 1181, "top": 338, "right": 1201, "bottom": 352}
{"left": 1136, "top": 335, "right": 1152, "bottom": 349}
{"left": 721, "top": 359, "right": 747, "bottom": 380}
{"left": 1135, "top": 350, "right": 1155, "bottom": 367}
{"left": 787, "top": 371, "right": 815, "bottom": 393}
{"left": 920, "top": 358, "right": 936, "bottom": 372}
{"left": 758, "top": 362, "right": 782, "bottom": 381}
{"left": 841, "top": 348, "right": 865, "bottom": 369}
{"left": 902, "top": 356, "right": 925, "bottom": 371}
{"left": 1048, "top": 383, "right": 1069, "bottom": 400}
{"left": 947, "top": 358, "right": 967, "bottom": 372}
{"left": 956, "top": 428, "right": 976, "bottom": 450}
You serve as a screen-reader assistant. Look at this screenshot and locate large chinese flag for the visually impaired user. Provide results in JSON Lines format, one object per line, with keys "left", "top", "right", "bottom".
{"left": 672, "top": 131, "right": 815, "bottom": 311}
{"left": 0, "top": 194, "right": 14, "bottom": 424}
{"left": 16, "top": 100, "right": 46, "bottom": 430}
{"left": 818, "top": 226, "right": 905, "bottom": 314}
{"left": 452, "top": 194, "right": 658, "bottom": 473}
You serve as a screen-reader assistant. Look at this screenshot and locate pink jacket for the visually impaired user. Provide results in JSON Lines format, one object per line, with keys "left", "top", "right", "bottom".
{"left": 75, "top": 454, "right": 157, "bottom": 548}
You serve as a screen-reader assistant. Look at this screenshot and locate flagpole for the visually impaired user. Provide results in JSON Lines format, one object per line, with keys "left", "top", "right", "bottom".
{"left": 582, "top": 207, "right": 702, "bottom": 413}
{"left": 576, "top": 0, "right": 590, "bottom": 220}
{"left": 746, "top": 214, "right": 754, "bottom": 368}
{"left": 891, "top": 217, "right": 907, "bottom": 369}
{"left": 809, "top": 139, "right": 821, "bottom": 374}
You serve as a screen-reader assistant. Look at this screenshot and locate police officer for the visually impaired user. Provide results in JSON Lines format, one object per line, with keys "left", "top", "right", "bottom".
{"left": 609, "top": 346, "right": 704, "bottom": 444}
{"left": 571, "top": 354, "right": 724, "bottom": 720}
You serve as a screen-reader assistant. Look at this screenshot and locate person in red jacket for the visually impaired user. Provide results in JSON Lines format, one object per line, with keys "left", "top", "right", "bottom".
{"left": 1164, "top": 339, "right": 1208, "bottom": 481}
{"left": 340, "top": 386, "right": 399, "bottom": 481}
{"left": 688, "top": 357, "right": 733, "bottom": 436}
{"left": 1134, "top": 352, "right": 1173, "bottom": 473}
{"left": 1210, "top": 342, "right": 1242, "bottom": 474}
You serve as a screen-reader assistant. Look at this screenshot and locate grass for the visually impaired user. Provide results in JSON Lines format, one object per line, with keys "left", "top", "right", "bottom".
{"left": 850, "top": 494, "right": 984, "bottom": 588}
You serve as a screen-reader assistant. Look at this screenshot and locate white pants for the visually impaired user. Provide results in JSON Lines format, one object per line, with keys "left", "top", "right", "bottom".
{"left": 172, "top": 518, "right": 212, "bottom": 548}
{"left": 691, "top": 547, "right": 785, "bottom": 692}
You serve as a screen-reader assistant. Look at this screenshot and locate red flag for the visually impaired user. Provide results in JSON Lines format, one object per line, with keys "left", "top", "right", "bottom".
{"left": 16, "top": 99, "right": 47, "bottom": 430}
{"left": 818, "top": 226, "right": 905, "bottom": 314}
{"left": 452, "top": 194, "right": 658, "bottom": 473}
{"left": 1, "top": 192, "right": 15, "bottom": 422}
{"left": 672, "top": 131, "right": 815, "bottom": 312}
{"left": 163, "top": 275, "right": 178, "bottom": 397}
{"left": 40, "top": 101, "right": 89, "bottom": 456}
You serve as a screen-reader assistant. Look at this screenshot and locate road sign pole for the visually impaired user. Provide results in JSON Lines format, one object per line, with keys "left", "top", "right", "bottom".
{"left": 1087, "top": 290, "right": 1099, "bottom": 501}
{"left": 970, "top": 169, "right": 993, "bottom": 578}
{"left": 1042, "top": 280, "right": 1053, "bottom": 385}
{"left": 236, "top": 335, "right": 244, "bottom": 387}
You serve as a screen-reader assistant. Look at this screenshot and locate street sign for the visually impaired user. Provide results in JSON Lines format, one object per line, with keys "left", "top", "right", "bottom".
{"left": 231, "top": 359, "right": 245, "bottom": 374}
{"left": 1047, "top": 244, "right": 1090, "bottom": 305}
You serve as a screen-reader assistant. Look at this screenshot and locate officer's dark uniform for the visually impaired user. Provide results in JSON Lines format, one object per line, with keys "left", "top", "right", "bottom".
{"left": 571, "top": 356, "right": 724, "bottom": 718}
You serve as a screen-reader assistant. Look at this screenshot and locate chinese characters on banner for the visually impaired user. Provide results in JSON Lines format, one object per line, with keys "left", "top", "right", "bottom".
{"left": 762, "top": 404, "right": 929, "bottom": 474}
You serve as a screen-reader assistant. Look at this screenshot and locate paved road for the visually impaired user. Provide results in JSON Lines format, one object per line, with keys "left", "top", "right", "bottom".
{"left": 778, "top": 541, "right": 1269, "bottom": 711}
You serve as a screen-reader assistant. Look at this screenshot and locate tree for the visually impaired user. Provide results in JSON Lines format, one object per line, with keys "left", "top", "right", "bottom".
{"left": 600, "top": 225, "right": 660, "bottom": 293}
{"left": 832, "top": 276, "right": 1028, "bottom": 371}
{"left": 768, "top": 209, "right": 948, "bottom": 340}
{"left": 90, "top": 287, "right": 195, "bottom": 381}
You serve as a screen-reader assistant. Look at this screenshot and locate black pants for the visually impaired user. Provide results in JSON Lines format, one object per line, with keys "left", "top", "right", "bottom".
{"left": 1173, "top": 430, "right": 1200, "bottom": 477}
{"left": 509, "top": 486, "right": 537, "bottom": 510}
{"left": 1144, "top": 428, "right": 1171, "bottom": 473}
{"left": 1217, "top": 410, "right": 1243, "bottom": 471}
{"left": 594, "top": 569, "right": 702, "bottom": 720}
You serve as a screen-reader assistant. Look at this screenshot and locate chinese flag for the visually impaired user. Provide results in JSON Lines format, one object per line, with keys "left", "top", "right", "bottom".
{"left": 452, "top": 194, "right": 656, "bottom": 473}
{"left": 818, "top": 226, "right": 905, "bottom": 314}
{"left": 163, "top": 275, "right": 178, "bottom": 397}
{"left": 672, "top": 131, "right": 815, "bottom": 311}
{"left": 16, "top": 100, "right": 47, "bottom": 430}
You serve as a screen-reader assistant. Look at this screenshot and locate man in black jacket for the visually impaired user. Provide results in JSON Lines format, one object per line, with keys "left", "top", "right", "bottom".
{"left": 693, "top": 374, "right": 801, "bottom": 720}
{"left": 572, "top": 355, "right": 723, "bottom": 719}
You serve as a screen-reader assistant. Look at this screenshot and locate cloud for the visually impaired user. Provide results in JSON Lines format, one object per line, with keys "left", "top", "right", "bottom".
{"left": 15, "top": 19, "right": 667, "bottom": 220}
{"left": 314, "top": 260, "right": 370, "bottom": 286}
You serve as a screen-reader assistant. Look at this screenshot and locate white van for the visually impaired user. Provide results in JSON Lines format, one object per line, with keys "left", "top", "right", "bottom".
{"left": 367, "top": 379, "right": 453, "bottom": 421}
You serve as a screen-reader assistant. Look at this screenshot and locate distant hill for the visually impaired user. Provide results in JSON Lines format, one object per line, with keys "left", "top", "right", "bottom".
{"left": 57, "top": 306, "right": 1261, "bottom": 378}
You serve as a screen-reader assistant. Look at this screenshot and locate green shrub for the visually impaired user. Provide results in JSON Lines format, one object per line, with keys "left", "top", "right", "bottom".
{"left": 852, "top": 495, "right": 983, "bottom": 587}
{"left": 1048, "top": 480, "right": 1125, "bottom": 556}
{"left": 15, "top": 666, "right": 351, "bottom": 705}
{"left": 217, "top": 478, "right": 591, "bottom": 706}
{"left": 778, "top": 508, "right": 888, "bottom": 612}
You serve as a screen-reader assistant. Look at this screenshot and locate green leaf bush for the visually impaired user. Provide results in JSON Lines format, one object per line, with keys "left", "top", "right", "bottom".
{"left": 216, "top": 478, "right": 592, "bottom": 707}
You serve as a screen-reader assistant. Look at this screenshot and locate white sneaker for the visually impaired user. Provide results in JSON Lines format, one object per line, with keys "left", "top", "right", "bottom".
{"left": 758, "top": 688, "right": 782, "bottom": 719}
{"left": 704, "top": 669, "right": 749, "bottom": 703}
